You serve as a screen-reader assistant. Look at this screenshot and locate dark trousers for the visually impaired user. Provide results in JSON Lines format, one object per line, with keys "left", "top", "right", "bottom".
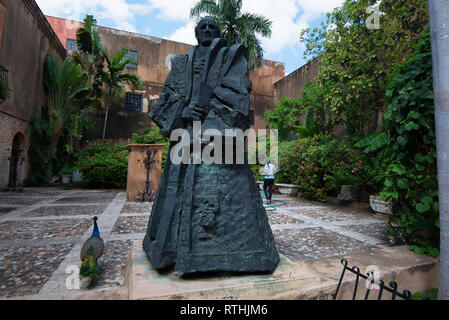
{"left": 264, "top": 178, "right": 274, "bottom": 202}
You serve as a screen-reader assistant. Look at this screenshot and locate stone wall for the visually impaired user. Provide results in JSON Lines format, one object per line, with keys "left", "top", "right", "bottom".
{"left": 273, "top": 57, "right": 320, "bottom": 105}
{"left": 0, "top": 0, "right": 65, "bottom": 189}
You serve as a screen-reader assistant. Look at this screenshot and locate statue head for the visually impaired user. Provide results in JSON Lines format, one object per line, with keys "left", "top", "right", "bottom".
{"left": 195, "top": 16, "right": 221, "bottom": 47}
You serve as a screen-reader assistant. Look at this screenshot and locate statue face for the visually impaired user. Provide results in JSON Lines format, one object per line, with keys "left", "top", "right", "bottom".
{"left": 195, "top": 18, "right": 220, "bottom": 47}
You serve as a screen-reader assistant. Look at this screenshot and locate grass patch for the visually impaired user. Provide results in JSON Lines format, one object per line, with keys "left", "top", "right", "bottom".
{"left": 412, "top": 288, "right": 438, "bottom": 300}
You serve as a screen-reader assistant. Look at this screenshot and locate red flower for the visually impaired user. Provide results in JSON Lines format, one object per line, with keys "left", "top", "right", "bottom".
{"left": 90, "top": 163, "right": 93, "bottom": 166}
{"left": 353, "top": 167, "right": 359, "bottom": 173}
{"left": 359, "top": 160, "right": 363, "bottom": 164}
{"left": 311, "top": 180, "right": 315, "bottom": 184}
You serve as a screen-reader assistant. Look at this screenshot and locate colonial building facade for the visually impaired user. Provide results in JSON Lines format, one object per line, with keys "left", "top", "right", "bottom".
{"left": 0, "top": 0, "right": 65, "bottom": 190}
{"left": 46, "top": 16, "right": 286, "bottom": 142}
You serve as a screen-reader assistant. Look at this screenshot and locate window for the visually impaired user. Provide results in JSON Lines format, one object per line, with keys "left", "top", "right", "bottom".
{"left": 123, "top": 49, "right": 138, "bottom": 68}
{"left": 250, "top": 110, "right": 255, "bottom": 126}
{"left": 125, "top": 92, "right": 143, "bottom": 112}
{"left": 66, "top": 39, "right": 78, "bottom": 52}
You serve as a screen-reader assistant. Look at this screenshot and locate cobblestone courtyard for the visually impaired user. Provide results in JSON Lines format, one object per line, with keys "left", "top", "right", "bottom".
{"left": 0, "top": 187, "right": 392, "bottom": 299}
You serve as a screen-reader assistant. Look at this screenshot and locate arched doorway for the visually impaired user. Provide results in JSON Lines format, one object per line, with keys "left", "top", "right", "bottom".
{"left": 8, "top": 132, "right": 25, "bottom": 190}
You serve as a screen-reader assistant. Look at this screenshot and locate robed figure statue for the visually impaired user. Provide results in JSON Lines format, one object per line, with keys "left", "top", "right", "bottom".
{"left": 143, "top": 17, "right": 280, "bottom": 274}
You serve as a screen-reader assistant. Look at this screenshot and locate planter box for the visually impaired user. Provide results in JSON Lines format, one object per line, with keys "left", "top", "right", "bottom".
{"left": 61, "top": 174, "right": 72, "bottom": 184}
{"left": 369, "top": 195, "right": 393, "bottom": 215}
{"left": 276, "top": 183, "right": 299, "bottom": 196}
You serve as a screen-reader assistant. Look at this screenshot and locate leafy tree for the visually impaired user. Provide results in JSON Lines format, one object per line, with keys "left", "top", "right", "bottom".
{"left": 264, "top": 82, "right": 332, "bottom": 141}
{"left": 190, "top": 0, "right": 272, "bottom": 71}
{"left": 99, "top": 48, "right": 143, "bottom": 139}
{"left": 299, "top": 0, "right": 429, "bottom": 138}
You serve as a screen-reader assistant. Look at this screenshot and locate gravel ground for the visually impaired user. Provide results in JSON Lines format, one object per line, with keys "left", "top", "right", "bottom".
{"left": 112, "top": 216, "right": 150, "bottom": 234}
{"left": 0, "top": 244, "right": 74, "bottom": 298}
{"left": 0, "top": 219, "right": 92, "bottom": 241}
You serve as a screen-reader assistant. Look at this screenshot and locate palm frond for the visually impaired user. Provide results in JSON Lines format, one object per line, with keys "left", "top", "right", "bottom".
{"left": 240, "top": 13, "right": 272, "bottom": 37}
{"left": 190, "top": 0, "right": 220, "bottom": 18}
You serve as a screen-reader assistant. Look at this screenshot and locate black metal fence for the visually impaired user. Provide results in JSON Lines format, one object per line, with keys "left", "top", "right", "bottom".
{"left": 332, "top": 258, "right": 429, "bottom": 300}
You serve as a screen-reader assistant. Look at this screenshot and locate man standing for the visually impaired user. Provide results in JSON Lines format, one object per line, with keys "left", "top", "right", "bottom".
{"left": 263, "top": 158, "right": 276, "bottom": 204}
{"left": 143, "top": 17, "right": 279, "bottom": 274}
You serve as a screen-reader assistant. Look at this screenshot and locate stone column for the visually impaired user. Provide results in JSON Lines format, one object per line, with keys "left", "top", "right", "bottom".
{"left": 126, "top": 144, "right": 165, "bottom": 202}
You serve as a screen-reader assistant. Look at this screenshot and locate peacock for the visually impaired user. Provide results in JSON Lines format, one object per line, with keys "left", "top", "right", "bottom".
{"left": 80, "top": 216, "right": 104, "bottom": 280}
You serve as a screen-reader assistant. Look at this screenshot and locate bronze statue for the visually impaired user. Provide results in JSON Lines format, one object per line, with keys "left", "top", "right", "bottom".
{"left": 143, "top": 17, "right": 279, "bottom": 274}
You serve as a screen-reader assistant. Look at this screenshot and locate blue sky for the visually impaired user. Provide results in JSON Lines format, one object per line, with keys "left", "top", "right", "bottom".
{"left": 36, "top": 0, "right": 344, "bottom": 75}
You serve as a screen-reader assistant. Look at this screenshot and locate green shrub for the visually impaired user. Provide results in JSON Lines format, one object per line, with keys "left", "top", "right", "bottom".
{"left": 76, "top": 140, "right": 128, "bottom": 188}
{"left": 353, "top": 28, "right": 438, "bottom": 256}
{"left": 276, "top": 134, "right": 380, "bottom": 202}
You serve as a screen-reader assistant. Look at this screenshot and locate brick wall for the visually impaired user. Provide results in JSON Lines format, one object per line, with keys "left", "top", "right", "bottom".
{"left": 0, "top": 111, "right": 30, "bottom": 189}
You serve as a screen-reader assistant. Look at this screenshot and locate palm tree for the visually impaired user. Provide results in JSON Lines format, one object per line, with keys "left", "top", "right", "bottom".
{"left": 43, "top": 55, "right": 90, "bottom": 153}
{"left": 428, "top": 0, "right": 449, "bottom": 300}
{"left": 100, "top": 48, "right": 143, "bottom": 139}
{"left": 190, "top": 0, "right": 272, "bottom": 71}
{"left": 72, "top": 15, "right": 104, "bottom": 109}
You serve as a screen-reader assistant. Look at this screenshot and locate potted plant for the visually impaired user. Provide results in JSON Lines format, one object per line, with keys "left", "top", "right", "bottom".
{"left": 369, "top": 194, "right": 393, "bottom": 215}
{"left": 61, "top": 167, "right": 74, "bottom": 184}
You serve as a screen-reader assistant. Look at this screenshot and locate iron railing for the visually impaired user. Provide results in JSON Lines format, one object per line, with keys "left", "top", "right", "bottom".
{"left": 332, "top": 258, "right": 429, "bottom": 300}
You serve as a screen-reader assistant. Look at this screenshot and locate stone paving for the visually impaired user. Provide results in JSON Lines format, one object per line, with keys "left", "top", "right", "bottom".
{"left": 0, "top": 187, "right": 392, "bottom": 299}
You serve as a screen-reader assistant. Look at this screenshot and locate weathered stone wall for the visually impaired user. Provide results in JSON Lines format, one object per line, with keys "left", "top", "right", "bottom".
{"left": 273, "top": 57, "right": 320, "bottom": 105}
{"left": 0, "top": 0, "right": 65, "bottom": 189}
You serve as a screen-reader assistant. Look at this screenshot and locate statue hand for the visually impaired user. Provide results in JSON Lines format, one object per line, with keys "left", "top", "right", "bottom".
{"left": 182, "top": 104, "right": 207, "bottom": 121}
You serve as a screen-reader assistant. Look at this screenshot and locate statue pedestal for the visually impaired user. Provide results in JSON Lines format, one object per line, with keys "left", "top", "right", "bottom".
{"left": 126, "top": 144, "right": 165, "bottom": 202}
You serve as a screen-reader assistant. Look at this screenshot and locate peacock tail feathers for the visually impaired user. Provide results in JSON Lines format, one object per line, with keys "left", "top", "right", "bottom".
{"left": 80, "top": 247, "right": 100, "bottom": 279}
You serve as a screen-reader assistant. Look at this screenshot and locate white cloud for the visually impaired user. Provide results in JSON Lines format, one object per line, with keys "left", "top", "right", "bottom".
{"left": 36, "top": 0, "right": 344, "bottom": 58}
{"left": 36, "top": 0, "right": 152, "bottom": 32}
{"left": 163, "top": 0, "right": 344, "bottom": 56}
{"left": 166, "top": 21, "right": 198, "bottom": 45}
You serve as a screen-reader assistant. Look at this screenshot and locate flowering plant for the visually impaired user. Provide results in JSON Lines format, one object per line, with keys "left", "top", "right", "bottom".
{"left": 76, "top": 140, "right": 128, "bottom": 188}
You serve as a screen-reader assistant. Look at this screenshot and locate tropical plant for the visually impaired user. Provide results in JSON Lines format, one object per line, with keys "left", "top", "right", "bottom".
{"left": 99, "top": 47, "right": 143, "bottom": 139}
{"left": 190, "top": 0, "right": 272, "bottom": 71}
{"left": 43, "top": 55, "right": 91, "bottom": 153}
{"left": 71, "top": 15, "right": 104, "bottom": 109}
{"left": 354, "top": 28, "right": 438, "bottom": 257}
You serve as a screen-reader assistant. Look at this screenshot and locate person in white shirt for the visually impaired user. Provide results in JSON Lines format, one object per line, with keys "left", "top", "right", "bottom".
{"left": 263, "top": 158, "right": 277, "bottom": 204}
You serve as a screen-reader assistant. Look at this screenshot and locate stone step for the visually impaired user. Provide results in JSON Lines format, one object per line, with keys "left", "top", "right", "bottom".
{"left": 127, "top": 240, "right": 439, "bottom": 300}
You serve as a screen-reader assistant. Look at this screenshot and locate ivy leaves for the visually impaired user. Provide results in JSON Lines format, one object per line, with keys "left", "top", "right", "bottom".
{"left": 357, "top": 28, "right": 439, "bottom": 256}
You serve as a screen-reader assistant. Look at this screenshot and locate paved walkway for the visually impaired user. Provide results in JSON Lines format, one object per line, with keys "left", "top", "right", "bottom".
{"left": 0, "top": 187, "right": 392, "bottom": 299}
